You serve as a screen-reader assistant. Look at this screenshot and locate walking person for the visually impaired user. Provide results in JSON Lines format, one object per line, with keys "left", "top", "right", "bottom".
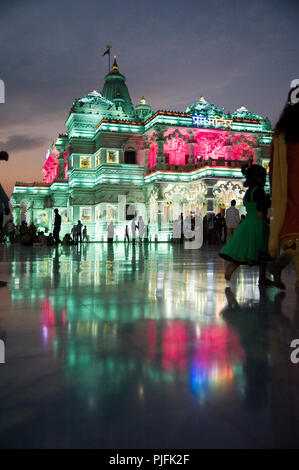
{"left": 83, "top": 225, "right": 88, "bottom": 242}
{"left": 268, "top": 86, "right": 299, "bottom": 290}
{"left": 53, "top": 209, "right": 61, "bottom": 245}
{"left": 219, "top": 164, "right": 274, "bottom": 286}
{"left": 225, "top": 200, "right": 240, "bottom": 241}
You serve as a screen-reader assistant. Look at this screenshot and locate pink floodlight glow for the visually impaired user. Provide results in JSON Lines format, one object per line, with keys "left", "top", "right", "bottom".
{"left": 163, "top": 128, "right": 190, "bottom": 139}
{"left": 230, "top": 134, "right": 255, "bottom": 144}
{"left": 42, "top": 298, "right": 55, "bottom": 326}
{"left": 42, "top": 148, "right": 69, "bottom": 183}
{"left": 164, "top": 135, "right": 190, "bottom": 165}
{"left": 162, "top": 321, "right": 188, "bottom": 370}
{"left": 231, "top": 141, "right": 255, "bottom": 161}
{"left": 148, "top": 140, "right": 158, "bottom": 168}
{"left": 194, "top": 130, "right": 229, "bottom": 160}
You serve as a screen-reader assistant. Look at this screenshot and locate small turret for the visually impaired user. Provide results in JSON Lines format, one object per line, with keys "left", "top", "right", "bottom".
{"left": 135, "top": 96, "right": 152, "bottom": 121}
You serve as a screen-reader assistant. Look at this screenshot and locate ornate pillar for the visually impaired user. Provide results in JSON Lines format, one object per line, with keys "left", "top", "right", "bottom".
{"left": 26, "top": 205, "right": 33, "bottom": 225}
{"left": 12, "top": 205, "right": 22, "bottom": 226}
{"left": 255, "top": 147, "right": 262, "bottom": 165}
{"left": 205, "top": 180, "right": 215, "bottom": 213}
{"left": 58, "top": 152, "right": 65, "bottom": 179}
{"left": 155, "top": 126, "right": 165, "bottom": 170}
{"left": 188, "top": 138, "right": 195, "bottom": 169}
{"left": 143, "top": 138, "right": 149, "bottom": 172}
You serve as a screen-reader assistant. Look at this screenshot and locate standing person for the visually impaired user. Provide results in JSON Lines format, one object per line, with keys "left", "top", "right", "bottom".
{"left": 124, "top": 225, "right": 130, "bottom": 243}
{"left": 53, "top": 209, "right": 61, "bottom": 245}
{"left": 71, "top": 225, "right": 77, "bottom": 244}
{"left": 0, "top": 151, "right": 10, "bottom": 286}
{"left": 268, "top": 87, "right": 299, "bottom": 290}
{"left": 131, "top": 217, "right": 137, "bottom": 245}
{"left": 76, "top": 220, "right": 83, "bottom": 243}
{"left": 107, "top": 221, "right": 114, "bottom": 243}
{"left": 225, "top": 200, "right": 240, "bottom": 241}
{"left": 219, "top": 164, "right": 274, "bottom": 286}
{"left": 6, "top": 219, "right": 15, "bottom": 244}
{"left": 173, "top": 217, "right": 181, "bottom": 243}
{"left": 207, "top": 213, "right": 216, "bottom": 244}
{"left": 215, "top": 213, "right": 225, "bottom": 244}
{"left": 83, "top": 225, "right": 88, "bottom": 242}
{"left": 180, "top": 212, "right": 184, "bottom": 243}
{"left": 137, "top": 216, "right": 145, "bottom": 244}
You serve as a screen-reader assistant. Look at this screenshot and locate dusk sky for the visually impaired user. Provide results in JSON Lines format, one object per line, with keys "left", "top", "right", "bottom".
{"left": 0, "top": 0, "right": 298, "bottom": 195}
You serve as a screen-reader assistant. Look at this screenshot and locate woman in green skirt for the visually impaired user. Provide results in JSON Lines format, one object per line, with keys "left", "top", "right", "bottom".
{"left": 220, "top": 164, "right": 274, "bottom": 285}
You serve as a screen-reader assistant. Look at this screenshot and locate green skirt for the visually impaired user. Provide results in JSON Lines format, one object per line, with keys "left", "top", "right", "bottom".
{"left": 220, "top": 217, "right": 271, "bottom": 266}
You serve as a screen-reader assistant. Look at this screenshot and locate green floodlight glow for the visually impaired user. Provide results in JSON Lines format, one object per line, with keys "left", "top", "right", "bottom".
{"left": 144, "top": 115, "right": 191, "bottom": 131}
{"left": 231, "top": 123, "right": 263, "bottom": 132}
{"left": 144, "top": 167, "right": 243, "bottom": 184}
{"left": 259, "top": 135, "right": 272, "bottom": 144}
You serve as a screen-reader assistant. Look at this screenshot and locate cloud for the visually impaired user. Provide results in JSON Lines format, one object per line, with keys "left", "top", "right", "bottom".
{"left": 0, "top": 134, "right": 47, "bottom": 152}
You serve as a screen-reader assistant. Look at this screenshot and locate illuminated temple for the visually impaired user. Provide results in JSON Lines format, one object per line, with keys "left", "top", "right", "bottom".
{"left": 11, "top": 57, "right": 273, "bottom": 241}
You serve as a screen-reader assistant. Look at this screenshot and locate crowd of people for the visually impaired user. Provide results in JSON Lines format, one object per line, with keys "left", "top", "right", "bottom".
{"left": 202, "top": 202, "right": 245, "bottom": 245}
{"left": 0, "top": 211, "right": 89, "bottom": 248}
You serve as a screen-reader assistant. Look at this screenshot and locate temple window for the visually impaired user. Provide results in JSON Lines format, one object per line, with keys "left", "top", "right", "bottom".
{"left": 124, "top": 151, "right": 136, "bottom": 164}
{"left": 126, "top": 204, "right": 136, "bottom": 220}
{"left": 80, "top": 156, "right": 91, "bottom": 168}
{"left": 107, "top": 204, "right": 118, "bottom": 220}
{"left": 80, "top": 207, "right": 91, "bottom": 222}
{"left": 61, "top": 209, "right": 68, "bottom": 223}
{"left": 107, "top": 149, "right": 119, "bottom": 164}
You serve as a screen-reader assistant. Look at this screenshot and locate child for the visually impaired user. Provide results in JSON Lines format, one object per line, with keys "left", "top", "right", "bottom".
{"left": 219, "top": 164, "right": 274, "bottom": 286}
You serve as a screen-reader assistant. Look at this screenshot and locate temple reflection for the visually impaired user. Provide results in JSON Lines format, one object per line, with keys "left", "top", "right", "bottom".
{"left": 7, "top": 243, "right": 278, "bottom": 407}
{"left": 1, "top": 243, "right": 299, "bottom": 447}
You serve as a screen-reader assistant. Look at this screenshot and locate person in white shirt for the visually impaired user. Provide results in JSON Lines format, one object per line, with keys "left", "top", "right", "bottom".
{"left": 225, "top": 200, "right": 240, "bottom": 241}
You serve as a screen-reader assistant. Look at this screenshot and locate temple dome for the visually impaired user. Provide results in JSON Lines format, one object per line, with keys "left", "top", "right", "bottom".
{"left": 101, "top": 57, "right": 135, "bottom": 117}
{"left": 186, "top": 96, "right": 229, "bottom": 119}
{"left": 232, "top": 105, "right": 263, "bottom": 121}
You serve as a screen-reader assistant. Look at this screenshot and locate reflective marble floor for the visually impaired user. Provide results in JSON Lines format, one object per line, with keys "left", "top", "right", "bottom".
{"left": 0, "top": 243, "right": 299, "bottom": 449}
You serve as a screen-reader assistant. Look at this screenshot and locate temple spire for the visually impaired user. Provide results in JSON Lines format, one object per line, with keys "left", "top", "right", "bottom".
{"left": 112, "top": 55, "right": 119, "bottom": 71}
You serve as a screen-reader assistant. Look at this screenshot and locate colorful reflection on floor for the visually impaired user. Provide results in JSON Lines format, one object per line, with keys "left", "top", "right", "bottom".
{"left": 0, "top": 243, "right": 299, "bottom": 448}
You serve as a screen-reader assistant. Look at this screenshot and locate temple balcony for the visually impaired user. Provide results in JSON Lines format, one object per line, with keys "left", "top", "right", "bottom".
{"left": 146, "top": 157, "right": 252, "bottom": 175}
{"left": 144, "top": 158, "right": 253, "bottom": 184}
{"left": 68, "top": 163, "right": 145, "bottom": 188}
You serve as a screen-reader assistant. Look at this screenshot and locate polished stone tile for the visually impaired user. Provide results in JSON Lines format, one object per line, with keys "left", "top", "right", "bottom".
{"left": 0, "top": 243, "right": 299, "bottom": 448}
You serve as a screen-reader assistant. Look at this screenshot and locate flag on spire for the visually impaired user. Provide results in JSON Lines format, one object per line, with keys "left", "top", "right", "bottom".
{"left": 102, "top": 46, "right": 112, "bottom": 72}
{"left": 102, "top": 45, "right": 111, "bottom": 56}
